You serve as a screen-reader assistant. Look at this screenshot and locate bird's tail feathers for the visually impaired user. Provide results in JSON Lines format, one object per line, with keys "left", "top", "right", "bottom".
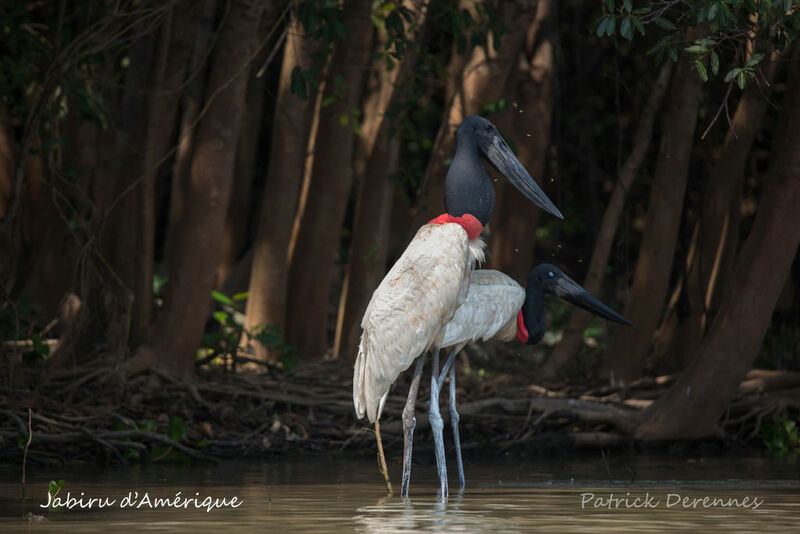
{"left": 353, "top": 338, "right": 368, "bottom": 420}
{"left": 469, "top": 236, "right": 486, "bottom": 266}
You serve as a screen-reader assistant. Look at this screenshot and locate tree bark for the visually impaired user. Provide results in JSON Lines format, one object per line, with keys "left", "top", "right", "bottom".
{"left": 147, "top": 0, "right": 265, "bottom": 376}
{"left": 284, "top": 0, "right": 374, "bottom": 358}
{"left": 488, "top": 0, "right": 555, "bottom": 283}
{"left": 636, "top": 55, "right": 800, "bottom": 439}
{"left": 241, "top": 13, "right": 320, "bottom": 360}
{"left": 332, "top": 2, "right": 428, "bottom": 360}
{"left": 104, "top": 31, "right": 155, "bottom": 351}
{"left": 165, "top": 0, "right": 217, "bottom": 270}
{"left": 653, "top": 45, "right": 781, "bottom": 368}
{"left": 603, "top": 53, "right": 703, "bottom": 383}
{"left": 542, "top": 60, "right": 673, "bottom": 380}
{"left": 133, "top": 0, "right": 200, "bottom": 342}
{"left": 0, "top": 119, "right": 12, "bottom": 221}
{"left": 216, "top": 5, "right": 283, "bottom": 289}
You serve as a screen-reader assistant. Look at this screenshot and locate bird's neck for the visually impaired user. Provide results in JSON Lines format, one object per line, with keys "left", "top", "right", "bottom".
{"left": 427, "top": 213, "right": 484, "bottom": 241}
{"left": 520, "top": 282, "right": 546, "bottom": 345}
{"left": 444, "top": 138, "right": 494, "bottom": 226}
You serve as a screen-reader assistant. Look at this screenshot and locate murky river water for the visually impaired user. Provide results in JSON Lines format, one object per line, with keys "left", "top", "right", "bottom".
{"left": 1, "top": 453, "right": 798, "bottom": 532}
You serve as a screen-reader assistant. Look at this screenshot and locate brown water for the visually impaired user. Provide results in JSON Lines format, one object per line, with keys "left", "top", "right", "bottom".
{"left": 1, "top": 454, "right": 799, "bottom": 532}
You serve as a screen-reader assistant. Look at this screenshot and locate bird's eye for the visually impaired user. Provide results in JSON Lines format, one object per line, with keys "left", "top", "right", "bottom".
{"left": 548, "top": 271, "right": 554, "bottom": 278}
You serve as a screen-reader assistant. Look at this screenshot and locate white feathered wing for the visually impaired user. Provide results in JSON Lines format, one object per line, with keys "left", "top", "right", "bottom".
{"left": 353, "top": 223, "right": 485, "bottom": 422}
{"left": 440, "top": 269, "right": 525, "bottom": 349}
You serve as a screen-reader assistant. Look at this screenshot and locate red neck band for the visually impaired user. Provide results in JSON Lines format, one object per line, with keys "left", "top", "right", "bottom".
{"left": 516, "top": 310, "right": 529, "bottom": 344}
{"left": 428, "top": 213, "right": 484, "bottom": 241}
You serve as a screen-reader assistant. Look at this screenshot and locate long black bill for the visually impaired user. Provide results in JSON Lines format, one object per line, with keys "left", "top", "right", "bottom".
{"left": 483, "top": 135, "right": 564, "bottom": 219}
{"left": 553, "top": 274, "right": 633, "bottom": 325}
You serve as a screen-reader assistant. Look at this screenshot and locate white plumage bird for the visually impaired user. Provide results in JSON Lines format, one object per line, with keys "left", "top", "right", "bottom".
{"left": 431, "top": 264, "right": 632, "bottom": 492}
{"left": 353, "top": 222, "right": 485, "bottom": 423}
{"left": 352, "top": 115, "right": 564, "bottom": 499}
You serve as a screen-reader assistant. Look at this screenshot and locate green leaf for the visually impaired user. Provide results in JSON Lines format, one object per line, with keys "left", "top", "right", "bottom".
{"left": 685, "top": 44, "right": 707, "bottom": 54}
{"left": 232, "top": 292, "right": 249, "bottom": 301}
{"left": 737, "top": 71, "right": 746, "bottom": 90}
{"left": 48, "top": 480, "right": 65, "bottom": 497}
{"left": 213, "top": 311, "right": 228, "bottom": 325}
{"left": 623, "top": 0, "right": 632, "bottom": 12}
{"left": 710, "top": 51, "right": 719, "bottom": 74}
{"left": 724, "top": 68, "right": 739, "bottom": 82}
{"left": 708, "top": 2, "right": 719, "bottom": 20}
{"left": 620, "top": 17, "right": 632, "bottom": 39}
{"left": 596, "top": 17, "right": 609, "bottom": 37}
{"left": 746, "top": 53, "right": 765, "bottom": 67}
{"left": 167, "top": 416, "right": 187, "bottom": 442}
{"left": 654, "top": 17, "right": 676, "bottom": 30}
{"left": 211, "top": 290, "right": 233, "bottom": 306}
{"left": 583, "top": 326, "right": 604, "bottom": 338}
{"left": 631, "top": 16, "right": 645, "bottom": 36}
{"left": 606, "top": 0, "right": 614, "bottom": 13}
{"left": 695, "top": 60, "right": 708, "bottom": 82}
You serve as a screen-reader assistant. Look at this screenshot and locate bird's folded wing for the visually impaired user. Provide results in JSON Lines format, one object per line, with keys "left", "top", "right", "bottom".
{"left": 354, "top": 223, "right": 475, "bottom": 421}
{"left": 441, "top": 269, "right": 525, "bottom": 348}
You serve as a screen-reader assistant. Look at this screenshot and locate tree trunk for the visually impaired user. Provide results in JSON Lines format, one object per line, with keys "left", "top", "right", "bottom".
{"left": 165, "top": 0, "right": 217, "bottom": 270}
{"left": 133, "top": 0, "right": 200, "bottom": 342}
{"left": 147, "top": 0, "right": 265, "bottom": 376}
{"left": 332, "top": 2, "right": 428, "bottom": 360}
{"left": 0, "top": 119, "right": 12, "bottom": 221}
{"left": 241, "top": 13, "right": 320, "bottom": 360}
{"left": 653, "top": 45, "right": 781, "bottom": 368}
{"left": 488, "top": 0, "right": 555, "bottom": 283}
{"left": 603, "top": 53, "right": 703, "bottom": 383}
{"left": 285, "top": 0, "right": 374, "bottom": 359}
{"left": 104, "top": 31, "right": 155, "bottom": 350}
{"left": 216, "top": 6, "right": 282, "bottom": 289}
{"left": 542, "top": 60, "right": 673, "bottom": 380}
{"left": 636, "top": 55, "right": 800, "bottom": 439}
{"left": 411, "top": 0, "right": 538, "bottom": 230}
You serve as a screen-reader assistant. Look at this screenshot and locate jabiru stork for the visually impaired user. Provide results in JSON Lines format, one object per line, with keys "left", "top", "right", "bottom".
{"left": 433, "top": 264, "right": 632, "bottom": 491}
{"left": 352, "top": 115, "right": 563, "bottom": 499}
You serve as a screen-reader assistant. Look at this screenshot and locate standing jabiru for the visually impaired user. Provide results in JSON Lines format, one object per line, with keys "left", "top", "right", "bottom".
{"left": 352, "top": 115, "right": 563, "bottom": 499}
{"left": 432, "top": 264, "right": 632, "bottom": 491}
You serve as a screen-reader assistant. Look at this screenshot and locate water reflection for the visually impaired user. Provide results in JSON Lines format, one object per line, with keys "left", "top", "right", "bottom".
{"left": 1, "top": 455, "right": 799, "bottom": 532}
{"left": 355, "top": 492, "right": 522, "bottom": 533}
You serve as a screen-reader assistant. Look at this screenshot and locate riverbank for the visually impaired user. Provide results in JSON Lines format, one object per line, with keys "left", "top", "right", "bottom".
{"left": 2, "top": 351, "right": 799, "bottom": 469}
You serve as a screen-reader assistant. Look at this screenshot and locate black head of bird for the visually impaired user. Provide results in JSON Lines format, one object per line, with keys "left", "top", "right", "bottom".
{"left": 444, "top": 115, "right": 563, "bottom": 226}
{"left": 520, "top": 263, "right": 632, "bottom": 345}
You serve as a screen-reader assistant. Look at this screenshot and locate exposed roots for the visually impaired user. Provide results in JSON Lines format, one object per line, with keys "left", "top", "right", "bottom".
{"left": 1, "top": 357, "right": 795, "bottom": 467}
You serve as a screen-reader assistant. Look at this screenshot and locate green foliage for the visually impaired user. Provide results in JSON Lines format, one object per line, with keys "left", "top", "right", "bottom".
{"left": 133, "top": 417, "right": 190, "bottom": 464}
{"left": 479, "top": 98, "right": 509, "bottom": 117}
{"left": 594, "top": 1, "right": 800, "bottom": 87}
{"left": 760, "top": 416, "right": 800, "bottom": 456}
{"left": 202, "top": 290, "right": 297, "bottom": 370}
{"left": 290, "top": 0, "right": 348, "bottom": 100}
{"left": 23, "top": 333, "right": 50, "bottom": 363}
{"left": 48, "top": 480, "right": 65, "bottom": 500}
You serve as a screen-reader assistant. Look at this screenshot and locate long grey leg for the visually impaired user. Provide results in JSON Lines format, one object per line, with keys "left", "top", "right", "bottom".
{"left": 437, "top": 349, "right": 456, "bottom": 390}
{"left": 437, "top": 349, "right": 465, "bottom": 491}
{"left": 429, "top": 347, "right": 448, "bottom": 499}
{"left": 449, "top": 362, "right": 465, "bottom": 490}
{"left": 401, "top": 355, "right": 426, "bottom": 498}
